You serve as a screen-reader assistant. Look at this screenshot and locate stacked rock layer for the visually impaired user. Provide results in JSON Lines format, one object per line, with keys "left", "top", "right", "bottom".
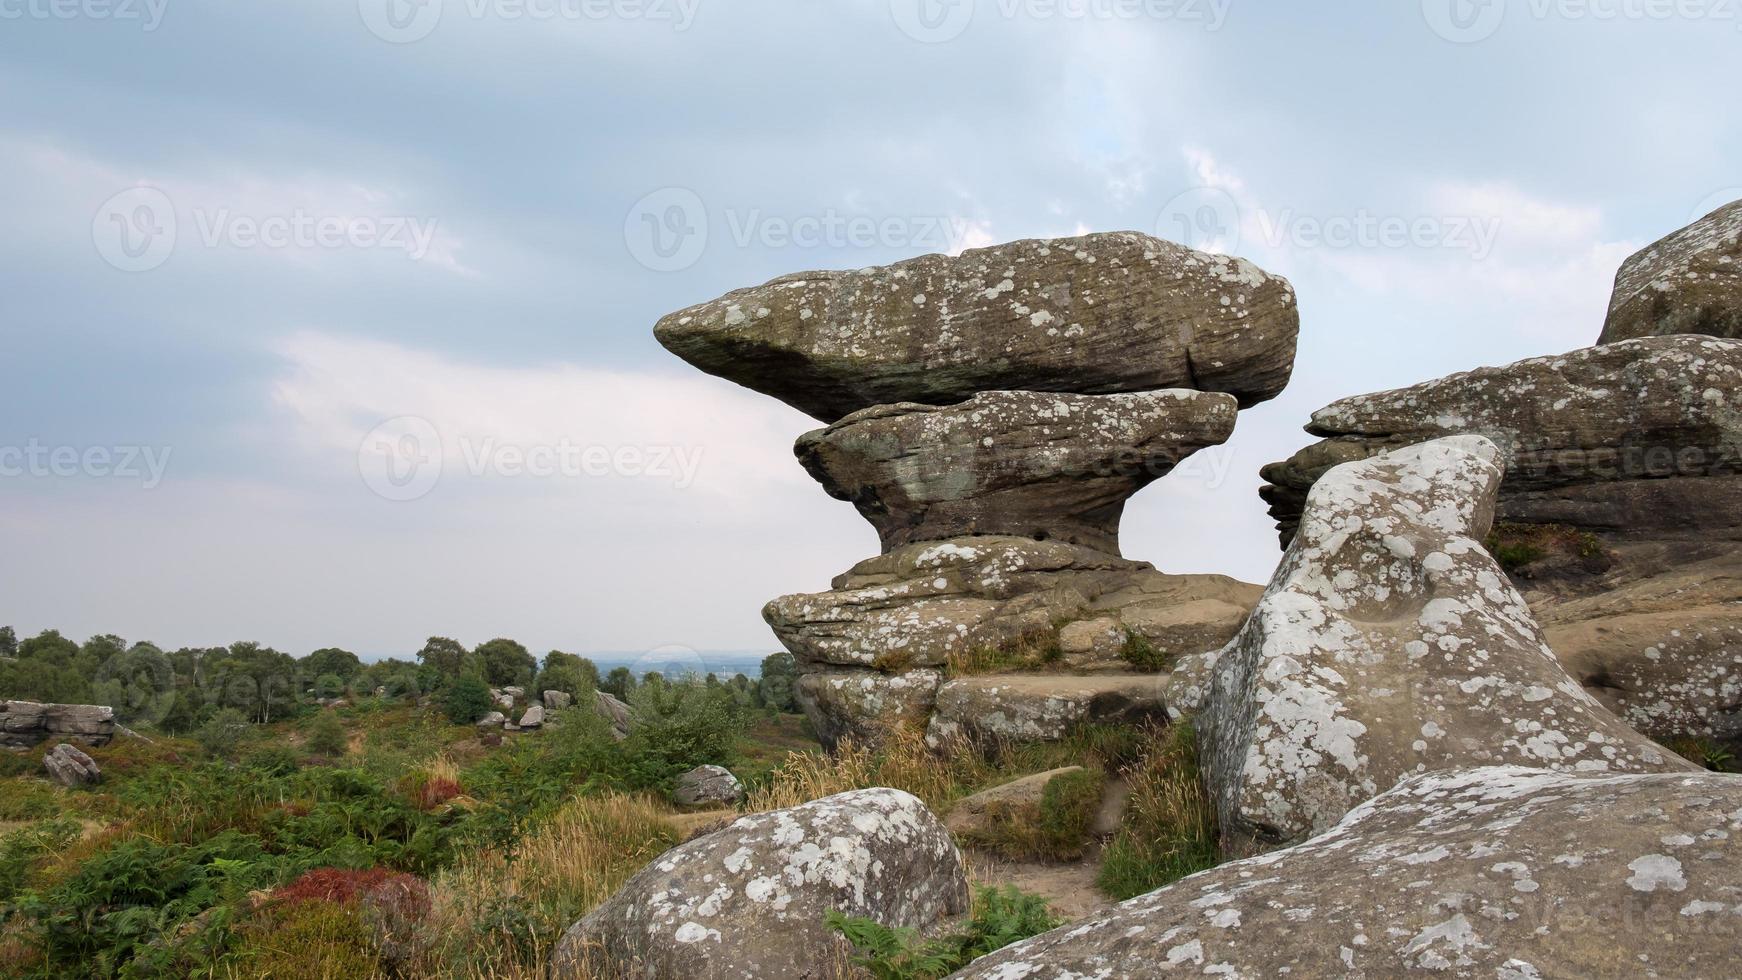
{"left": 1258, "top": 200, "right": 1742, "bottom": 756}
{"left": 657, "top": 231, "right": 1299, "bottom": 749}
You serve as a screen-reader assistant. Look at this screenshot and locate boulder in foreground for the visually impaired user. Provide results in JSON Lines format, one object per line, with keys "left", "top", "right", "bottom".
{"left": 952, "top": 766, "right": 1742, "bottom": 979}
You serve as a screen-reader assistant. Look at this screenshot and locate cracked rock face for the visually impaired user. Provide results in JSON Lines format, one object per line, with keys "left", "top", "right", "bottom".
{"left": 794, "top": 669, "right": 944, "bottom": 752}
{"left": 1601, "top": 198, "right": 1742, "bottom": 343}
{"left": 551, "top": 788, "right": 968, "bottom": 979}
{"left": 950, "top": 766, "right": 1742, "bottom": 980}
{"left": 796, "top": 389, "right": 1237, "bottom": 555}
{"left": 1201, "top": 437, "right": 1693, "bottom": 852}
{"left": 655, "top": 232, "right": 1298, "bottom": 422}
{"left": 43, "top": 742, "right": 101, "bottom": 787}
{"left": 0, "top": 700, "right": 115, "bottom": 749}
{"left": 925, "top": 673, "right": 1168, "bottom": 748}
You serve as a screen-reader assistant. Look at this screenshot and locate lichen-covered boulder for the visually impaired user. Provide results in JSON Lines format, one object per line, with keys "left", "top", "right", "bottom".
{"left": 552, "top": 788, "right": 969, "bottom": 979}
{"left": 43, "top": 742, "right": 101, "bottom": 787}
{"left": 952, "top": 766, "right": 1742, "bottom": 979}
{"left": 542, "top": 690, "right": 573, "bottom": 710}
{"left": 926, "top": 673, "right": 1167, "bottom": 749}
{"left": 594, "top": 691, "right": 632, "bottom": 740}
{"left": 517, "top": 704, "right": 544, "bottom": 729}
{"left": 475, "top": 711, "right": 505, "bottom": 729}
{"left": 1600, "top": 198, "right": 1742, "bottom": 343}
{"left": 672, "top": 765, "right": 744, "bottom": 807}
{"left": 796, "top": 389, "right": 1237, "bottom": 555}
{"left": 0, "top": 700, "right": 115, "bottom": 749}
{"left": 1203, "top": 437, "right": 1692, "bottom": 852}
{"left": 794, "top": 668, "right": 943, "bottom": 751}
{"left": 655, "top": 232, "right": 1299, "bottom": 422}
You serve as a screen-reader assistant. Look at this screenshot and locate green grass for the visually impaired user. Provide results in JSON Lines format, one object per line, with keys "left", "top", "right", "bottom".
{"left": 960, "top": 767, "right": 1107, "bottom": 862}
{"left": 1097, "top": 723, "right": 1221, "bottom": 901}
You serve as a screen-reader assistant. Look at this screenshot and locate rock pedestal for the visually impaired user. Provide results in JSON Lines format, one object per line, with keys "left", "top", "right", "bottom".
{"left": 654, "top": 233, "right": 1293, "bottom": 750}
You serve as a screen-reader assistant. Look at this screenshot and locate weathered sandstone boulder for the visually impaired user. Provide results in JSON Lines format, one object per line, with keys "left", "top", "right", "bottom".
{"left": 517, "top": 704, "right": 544, "bottom": 729}
{"left": 552, "top": 788, "right": 969, "bottom": 979}
{"left": 594, "top": 691, "right": 632, "bottom": 740}
{"left": 1204, "top": 437, "right": 1692, "bottom": 852}
{"left": 1600, "top": 198, "right": 1742, "bottom": 343}
{"left": 43, "top": 742, "right": 101, "bottom": 786}
{"left": 475, "top": 711, "right": 505, "bottom": 729}
{"left": 927, "top": 673, "right": 1167, "bottom": 749}
{"left": 672, "top": 764, "right": 744, "bottom": 807}
{"left": 794, "top": 669, "right": 943, "bottom": 751}
{"left": 1, "top": 700, "right": 115, "bottom": 749}
{"left": 944, "top": 766, "right": 1086, "bottom": 838}
{"left": 542, "top": 689, "right": 573, "bottom": 710}
{"left": 795, "top": 389, "right": 1237, "bottom": 555}
{"left": 952, "top": 766, "right": 1742, "bottom": 979}
{"left": 655, "top": 232, "right": 1299, "bottom": 421}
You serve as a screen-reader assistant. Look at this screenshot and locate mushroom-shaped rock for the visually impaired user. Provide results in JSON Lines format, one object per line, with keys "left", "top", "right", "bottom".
{"left": 1201, "top": 436, "right": 1693, "bottom": 852}
{"left": 952, "top": 766, "right": 1742, "bottom": 980}
{"left": 655, "top": 232, "right": 1299, "bottom": 422}
{"left": 1601, "top": 198, "right": 1742, "bottom": 343}
{"left": 552, "top": 788, "right": 969, "bottom": 979}
{"left": 672, "top": 764, "right": 744, "bottom": 807}
{"left": 43, "top": 742, "right": 101, "bottom": 787}
{"left": 796, "top": 389, "right": 1237, "bottom": 555}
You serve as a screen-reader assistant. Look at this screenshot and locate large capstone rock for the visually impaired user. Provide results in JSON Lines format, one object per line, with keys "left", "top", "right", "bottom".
{"left": 672, "top": 765, "right": 745, "bottom": 807}
{"left": 655, "top": 232, "right": 1299, "bottom": 422}
{"left": 767, "top": 536, "right": 1256, "bottom": 673}
{"left": 43, "top": 742, "right": 101, "bottom": 786}
{"left": 794, "top": 668, "right": 944, "bottom": 751}
{"left": 952, "top": 766, "right": 1742, "bottom": 980}
{"left": 552, "top": 788, "right": 969, "bottom": 979}
{"left": 1203, "top": 436, "right": 1692, "bottom": 852}
{"left": 926, "top": 673, "right": 1167, "bottom": 749}
{"left": 796, "top": 389, "right": 1237, "bottom": 555}
{"left": 0, "top": 700, "right": 115, "bottom": 749}
{"left": 1600, "top": 198, "right": 1742, "bottom": 343}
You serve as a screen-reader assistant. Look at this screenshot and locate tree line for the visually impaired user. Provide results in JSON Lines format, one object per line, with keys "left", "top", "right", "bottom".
{"left": 0, "top": 625, "right": 800, "bottom": 732}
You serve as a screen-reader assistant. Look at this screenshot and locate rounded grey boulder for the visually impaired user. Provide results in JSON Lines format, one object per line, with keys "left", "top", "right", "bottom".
{"left": 671, "top": 764, "right": 744, "bottom": 807}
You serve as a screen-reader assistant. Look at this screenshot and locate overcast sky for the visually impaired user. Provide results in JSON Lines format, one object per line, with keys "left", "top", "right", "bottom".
{"left": 1, "top": 0, "right": 1736, "bottom": 660}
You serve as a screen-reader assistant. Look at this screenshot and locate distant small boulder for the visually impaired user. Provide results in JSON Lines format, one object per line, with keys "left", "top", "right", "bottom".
{"left": 43, "top": 742, "right": 101, "bottom": 787}
{"left": 672, "top": 765, "right": 742, "bottom": 807}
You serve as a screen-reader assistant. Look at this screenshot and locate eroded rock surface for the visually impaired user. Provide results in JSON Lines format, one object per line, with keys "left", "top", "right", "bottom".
{"left": 594, "top": 691, "right": 632, "bottom": 740}
{"left": 1203, "top": 437, "right": 1692, "bottom": 852}
{"left": 0, "top": 700, "right": 115, "bottom": 749}
{"left": 43, "top": 742, "right": 100, "bottom": 786}
{"left": 796, "top": 389, "right": 1237, "bottom": 554}
{"left": 655, "top": 232, "right": 1298, "bottom": 421}
{"left": 672, "top": 765, "right": 744, "bottom": 808}
{"left": 552, "top": 788, "right": 968, "bottom": 979}
{"left": 952, "top": 766, "right": 1742, "bottom": 980}
{"left": 795, "top": 668, "right": 944, "bottom": 751}
{"left": 1601, "top": 198, "right": 1742, "bottom": 343}
{"left": 928, "top": 673, "right": 1168, "bottom": 749}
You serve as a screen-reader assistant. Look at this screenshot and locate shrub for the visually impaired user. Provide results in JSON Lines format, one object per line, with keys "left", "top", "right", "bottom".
{"left": 746, "top": 726, "right": 994, "bottom": 814}
{"left": 623, "top": 679, "right": 746, "bottom": 787}
{"left": 0, "top": 818, "right": 82, "bottom": 905}
{"left": 1097, "top": 722, "right": 1220, "bottom": 900}
{"left": 442, "top": 676, "right": 495, "bottom": 725}
{"left": 826, "top": 885, "right": 1059, "bottom": 979}
{"left": 946, "top": 628, "right": 1063, "bottom": 677}
{"left": 230, "top": 898, "right": 383, "bottom": 978}
{"left": 194, "top": 707, "right": 251, "bottom": 759}
{"left": 966, "top": 768, "right": 1106, "bottom": 861}
{"left": 306, "top": 710, "right": 350, "bottom": 758}
{"left": 1119, "top": 629, "right": 1171, "bottom": 671}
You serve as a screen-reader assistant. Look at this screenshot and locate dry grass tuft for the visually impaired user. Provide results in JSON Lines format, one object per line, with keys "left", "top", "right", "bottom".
{"left": 745, "top": 725, "right": 997, "bottom": 814}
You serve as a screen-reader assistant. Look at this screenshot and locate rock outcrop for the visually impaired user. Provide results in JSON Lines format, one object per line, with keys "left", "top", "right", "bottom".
{"left": 951, "top": 766, "right": 1742, "bottom": 979}
{"left": 1, "top": 700, "right": 115, "bottom": 749}
{"left": 672, "top": 765, "right": 744, "bottom": 807}
{"left": 542, "top": 690, "right": 573, "bottom": 710}
{"left": 655, "top": 232, "right": 1299, "bottom": 422}
{"left": 593, "top": 691, "right": 632, "bottom": 740}
{"left": 43, "top": 742, "right": 101, "bottom": 786}
{"left": 1205, "top": 437, "right": 1693, "bottom": 852}
{"left": 1258, "top": 336, "right": 1742, "bottom": 755}
{"left": 517, "top": 705, "right": 544, "bottom": 730}
{"left": 1600, "top": 198, "right": 1742, "bottom": 343}
{"left": 552, "top": 788, "right": 968, "bottom": 979}
{"left": 944, "top": 766, "right": 1087, "bottom": 839}
{"left": 927, "top": 673, "right": 1168, "bottom": 749}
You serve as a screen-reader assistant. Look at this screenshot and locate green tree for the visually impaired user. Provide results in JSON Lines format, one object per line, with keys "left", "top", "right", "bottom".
{"left": 442, "top": 675, "right": 494, "bottom": 724}
{"left": 0, "top": 626, "right": 16, "bottom": 658}
{"left": 194, "top": 707, "right": 250, "bottom": 759}
{"left": 302, "top": 647, "right": 362, "bottom": 682}
{"left": 602, "top": 666, "right": 637, "bottom": 700}
{"left": 205, "top": 642, "right": 298, "bottom": 723}
{"left": 536, "top": 651, "right": 599, "bottom": 700}
{"left": 416, "top": 636, "right": 471, "bottom": 678}
{"left": 474, "top": 638, "right": 535, "bottom": 688}
{"left": 17, "top": 629, "right": 79, "bottom": 666}
{"left": 305, "top": 710, "right": 348, "bottom": 757}
{"left": 625, "top": 679, "right": 746, "bottom": 783}
{"left": 91, "top": 642, "right": 176, "bottom": 726}
{"left": 758, "top": 652, "right": 798, "bottom": 712}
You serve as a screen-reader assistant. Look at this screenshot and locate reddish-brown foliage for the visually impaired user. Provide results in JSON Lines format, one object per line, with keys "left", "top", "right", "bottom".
{"left": 274, "top": 867, "right": 428, "bottom": 914}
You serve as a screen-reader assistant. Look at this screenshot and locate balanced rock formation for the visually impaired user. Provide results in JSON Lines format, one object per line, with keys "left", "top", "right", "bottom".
{"left": 1600, "top": 198, "right": 1742, "bottom": 343}
{"left": 552, "top": 788, "right": 968, "bottom": 979}
{"left": 796, "top": 389, "right": 1237, "bottom": 554}
{"left": 952, "top": 766, "right": 1742, "bottom": 979}
{"left": 1204, "top": 437, "right": 1691, "bottom": 852}
{"left": 656, "top": 232, "right": 1299, "bottom": 421}
{"left": 1259, "top": 336, "right": 1742, "bottom": 754}
{"left": 43, "top": 742, "right": 101, "bottom": 786}
{"left": 1, "top": 700, "right": 115, "bottom": 750}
